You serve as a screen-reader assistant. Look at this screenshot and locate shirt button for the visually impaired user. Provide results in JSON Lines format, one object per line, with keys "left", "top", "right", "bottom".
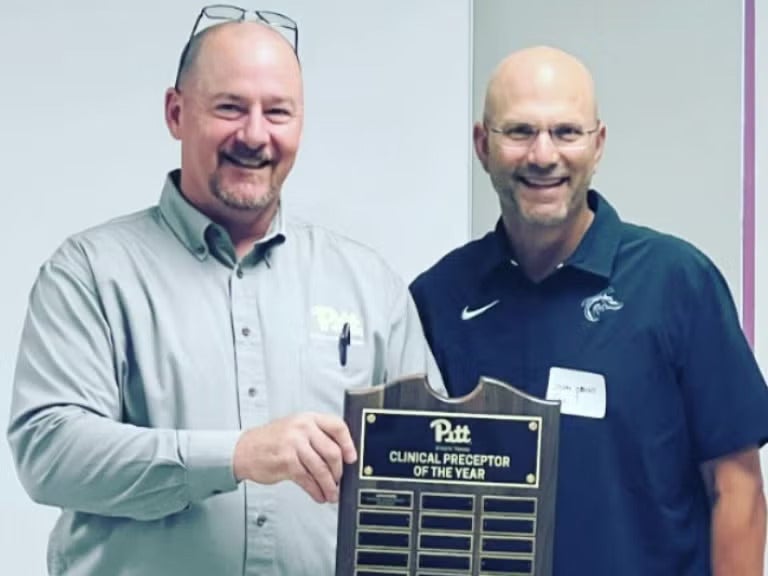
{"left": 242, "top": 327, "right": 251, "bottom": 337}
{"left": 247, "top": 387, "right": 257, "bottom": 398}
{"left": 236, "top": 267, "right": 244, "bottom": 279}
{"left": 196, "top": 245, "right": 206, "bottom": 255}
{"left": 256, "top": 515, "right": 267, "bottom": 527}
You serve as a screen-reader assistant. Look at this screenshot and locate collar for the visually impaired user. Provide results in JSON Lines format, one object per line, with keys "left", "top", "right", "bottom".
{"left": 482, "top": 189, "right": 623, "bottom": 281}
{"left": 158, "top": 169, "right": 286, "bottom": 263}
{"left": 563, "top": 189, "right": 622, "bottom": 279}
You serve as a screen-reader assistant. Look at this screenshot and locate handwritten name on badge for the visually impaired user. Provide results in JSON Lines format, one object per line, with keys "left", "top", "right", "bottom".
{"left": 546, "top": 367, "right": 606, "bottom": 419}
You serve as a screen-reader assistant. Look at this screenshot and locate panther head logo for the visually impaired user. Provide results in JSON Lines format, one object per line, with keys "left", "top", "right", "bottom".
{"left": 581, "top": 288, "right": 623, "bottom": 322}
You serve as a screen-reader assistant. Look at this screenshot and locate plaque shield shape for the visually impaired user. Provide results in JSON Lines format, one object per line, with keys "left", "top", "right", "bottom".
{"left": 335, "top": 376, "right": 560, "bottom": 576}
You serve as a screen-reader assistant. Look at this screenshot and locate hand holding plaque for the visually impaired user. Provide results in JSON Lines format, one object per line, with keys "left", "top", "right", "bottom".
{"left": 233, "top": 412, "right": 356, "bottom": 503}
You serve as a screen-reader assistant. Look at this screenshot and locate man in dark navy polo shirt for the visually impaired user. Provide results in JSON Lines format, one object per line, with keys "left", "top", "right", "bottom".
{"left": 410, "top": 45, "right": 768, "bottom": 576}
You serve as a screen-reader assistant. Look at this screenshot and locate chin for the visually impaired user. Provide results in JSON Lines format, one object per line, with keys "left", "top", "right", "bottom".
{"left": 213, "top": 185, "right": 276, "bottom": 212}
{"left": 521, "top": 211, "right": 568, "bottom": 228}
{"left": 510, "top": 197, "right": 569, "bottom": 227}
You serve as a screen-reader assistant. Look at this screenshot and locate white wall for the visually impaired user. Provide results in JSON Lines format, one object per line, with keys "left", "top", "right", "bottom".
{"left": 0, "top": 1, "right": 471, "bottom": 573}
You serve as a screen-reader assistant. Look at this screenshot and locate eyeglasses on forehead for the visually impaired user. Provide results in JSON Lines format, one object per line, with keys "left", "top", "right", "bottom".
{"left": 174, "top": 5, "right": 299, "bottom": 89}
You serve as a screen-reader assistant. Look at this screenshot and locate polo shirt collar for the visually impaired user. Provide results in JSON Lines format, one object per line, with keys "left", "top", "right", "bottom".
{"left": 484, "top": 189, "right": 623, "bottom": 280}
{"left": 563, "top": 189, "right": 622, "bottom": 279}
{"left": 159, "top": 170, "right": 286, "bottom": 261}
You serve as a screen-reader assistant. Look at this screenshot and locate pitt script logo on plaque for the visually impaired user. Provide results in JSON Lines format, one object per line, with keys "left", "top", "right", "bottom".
{"left": 335, "top": 376, "right": 560, "bottom": 576}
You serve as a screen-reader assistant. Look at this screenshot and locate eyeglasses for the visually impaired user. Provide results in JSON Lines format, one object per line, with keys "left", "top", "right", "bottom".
{"left": 488, "top": 122, "right": 600, "bottom": 150}
{"left": 174, "top": 5, "right": 299, "bottom": 88}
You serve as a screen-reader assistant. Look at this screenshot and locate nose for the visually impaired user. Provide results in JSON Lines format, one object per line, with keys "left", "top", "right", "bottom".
{"left": 237, "top": 112, "right": 269, "bottom": 148}
{"left": 526, "top": 129, "right": 560, "bottom": 168}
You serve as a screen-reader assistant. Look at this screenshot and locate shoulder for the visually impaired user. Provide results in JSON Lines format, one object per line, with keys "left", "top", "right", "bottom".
{"left": 617, "top": 221, "right": 723, "bottom": 287}
{"left": 411, "top": 231, "right": 495, "bottom": 295}
{"left": 43, "top": 207, "right": 161, "bottom": 280}
{"left": 55, "top": 207, "right": 159, "bottom": 255}
{"left": 613, "top": 221, "right": 736, "bottom": 346}
{"left": 284, "top": 216, "right": 406, "bottom": 287}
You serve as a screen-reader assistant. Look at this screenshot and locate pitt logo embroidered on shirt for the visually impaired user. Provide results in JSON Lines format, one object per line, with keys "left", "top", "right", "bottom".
{"left": 311, "top": 305, "right": 364, "bottom": 342}
{"left": 581, "top": 288, "right": 623, "bottom": 323}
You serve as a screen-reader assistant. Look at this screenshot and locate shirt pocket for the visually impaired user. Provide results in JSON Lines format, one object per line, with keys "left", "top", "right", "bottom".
{"left": 300, "top": 339, "right": 374, "bottom": 415}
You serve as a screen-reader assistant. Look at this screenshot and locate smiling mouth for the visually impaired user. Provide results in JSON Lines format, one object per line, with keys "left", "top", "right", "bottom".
{"left": 518, "top": 176, "right": 569, "bottom": 189}
{"left": 221, "top": 151, "right": 271, "bottom": 170}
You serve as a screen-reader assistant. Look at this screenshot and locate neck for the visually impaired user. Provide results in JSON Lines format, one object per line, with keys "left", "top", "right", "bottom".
{"left": 222, "top": 203, "right": 278, "bottom": 259}
{"left": 181, "top": 188, "right": 278, "bottom": 259}
{"left": 503, "top": 207, "right": 594, "bottom": 283}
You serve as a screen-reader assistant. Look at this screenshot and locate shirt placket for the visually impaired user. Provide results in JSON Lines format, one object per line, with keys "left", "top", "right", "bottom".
{"left": 231, "top": 262, "right": 277, "bottom": 576}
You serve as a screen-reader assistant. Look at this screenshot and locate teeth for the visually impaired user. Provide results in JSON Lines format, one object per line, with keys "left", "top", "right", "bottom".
{"left": 221, "top": 151, "right": 271, "bottom": 169}
{"left": 523, "top": 177, "right": 565, "bottom": 186}
{"left": 229, "top": 156, "right": 269, "bottom": 169}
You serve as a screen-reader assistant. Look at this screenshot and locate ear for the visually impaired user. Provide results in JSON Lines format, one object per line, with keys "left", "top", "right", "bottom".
{"left": 164, "top": 88, "right": 183, "bottom": 141}
{"left": 473, "top": 122, "right": 490, "bottom": 172}
{"left": 592, "top": 121, "right": 607, "bottom": 167}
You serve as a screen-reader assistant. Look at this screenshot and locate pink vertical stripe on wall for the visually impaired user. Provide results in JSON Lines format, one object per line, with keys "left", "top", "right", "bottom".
{"left": 743, "top": 0, "right": 756, "bottom": 345}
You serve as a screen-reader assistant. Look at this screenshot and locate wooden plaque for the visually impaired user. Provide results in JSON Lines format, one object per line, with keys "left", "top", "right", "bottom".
{"left": 335, "top": 376, "right": 560, "bottom": 576}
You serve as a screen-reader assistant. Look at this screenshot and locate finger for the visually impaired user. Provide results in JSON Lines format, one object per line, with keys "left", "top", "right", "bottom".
{"left": 296, "top": 438, "right": 339, "bottom": 503}
{"left": 313, "top": 414, "right": 357, "bottom": 464}
{"left": 310, "top": 426, "right": 346, "bottom": 483}
{"left": 293, "top": 461, "right": 327, "bottom": 504}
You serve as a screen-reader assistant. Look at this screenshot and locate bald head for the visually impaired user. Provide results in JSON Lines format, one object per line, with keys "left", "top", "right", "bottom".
{"left": 176, "top": 21, "right": 300, "bottom": 91}
{"left": 484, "top": 46, "right": 598, "bottom": 125}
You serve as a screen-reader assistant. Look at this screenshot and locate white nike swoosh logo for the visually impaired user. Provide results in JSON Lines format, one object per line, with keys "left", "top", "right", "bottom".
{"left": 461, "top": 300, "right": 500, "bottom": 320}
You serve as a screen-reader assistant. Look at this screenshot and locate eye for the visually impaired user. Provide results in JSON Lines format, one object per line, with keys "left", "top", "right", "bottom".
{"left": 265, "top": 107, "right": 293, "bottom": 123}
{"left": 214, "top": 102, "right": 246, "bottom": 118}
{"left": 552, "top": 124, "right": 584, "bottom": 142}
{"left": 502, "top": 124, "right": 536, "bottom": 140}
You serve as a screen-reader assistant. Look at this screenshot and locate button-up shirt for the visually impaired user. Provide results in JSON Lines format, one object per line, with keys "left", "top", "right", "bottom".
{"left": 8, "top": 171, "right": 443, "bottom": 576}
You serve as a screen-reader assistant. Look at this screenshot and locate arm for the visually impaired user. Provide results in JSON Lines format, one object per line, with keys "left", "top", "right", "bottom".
{"left": 702, "top": 447, "right": 766, "bottom": 576}
{"left": 669, "top": 250, "right": 768, "bottom": 574}
{"left": 7, "top": 245, "right": 240, "bottom": 521}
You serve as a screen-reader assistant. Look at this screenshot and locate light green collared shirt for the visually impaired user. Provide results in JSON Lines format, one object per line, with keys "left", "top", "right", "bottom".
{"left": 8, "top": 172, "right": 444, "bottom": 576}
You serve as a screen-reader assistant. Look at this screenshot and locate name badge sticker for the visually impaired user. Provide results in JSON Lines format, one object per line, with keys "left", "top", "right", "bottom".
{"left": 546, "top": 367, "right": 606, "bottom": 419}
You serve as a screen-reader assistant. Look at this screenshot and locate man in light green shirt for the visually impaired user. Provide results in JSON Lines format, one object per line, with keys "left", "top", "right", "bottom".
{"left": 7, "top": 9, "right": 443, "bottom": 576}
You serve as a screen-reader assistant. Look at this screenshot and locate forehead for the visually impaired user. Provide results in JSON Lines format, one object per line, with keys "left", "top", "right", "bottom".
{"left": 191, "top": 24, "right": 302, "bottom": 100}
{"left": 490, "top": 64, "right": 595, "bottom": 123}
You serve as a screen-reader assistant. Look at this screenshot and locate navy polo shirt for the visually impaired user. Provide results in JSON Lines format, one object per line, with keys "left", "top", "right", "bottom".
{"left": 411, "top": 190, "right": 768, "bottom": 576}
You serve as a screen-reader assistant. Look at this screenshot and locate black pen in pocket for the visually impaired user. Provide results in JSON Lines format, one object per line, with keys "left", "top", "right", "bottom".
{"left": 338, "top": 322, "right": 351, "bottom": 367}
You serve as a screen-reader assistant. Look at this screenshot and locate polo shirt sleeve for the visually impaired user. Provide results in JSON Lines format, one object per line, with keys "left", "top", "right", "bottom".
{"left": 7, "top": 239, "right": 239, "bottom": 521}
{"left": 672, "top": 250, "right": 768, "bottom": 462}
